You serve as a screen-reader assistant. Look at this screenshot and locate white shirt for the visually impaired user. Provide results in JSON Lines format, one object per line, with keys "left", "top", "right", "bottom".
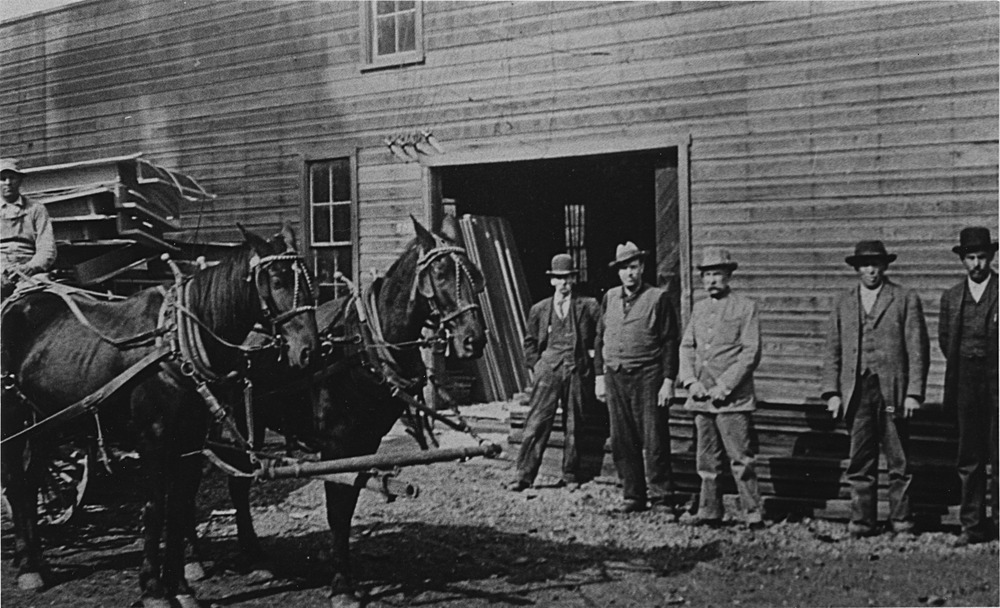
{"left": 968, "top": 274, "right": 991, "bottom": 303}
{"left": 860, "top": 284, "right": 883, "bottom": 315}
{"left": 554, "top": 295, "right": 570, "bottom": 319}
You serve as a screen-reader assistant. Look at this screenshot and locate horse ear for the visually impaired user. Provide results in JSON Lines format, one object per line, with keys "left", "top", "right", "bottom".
{"left": 279, "top": 221, "right": 298, "bottom": 252}
{"left": 237, "top": 223, "right": 268, "bottom": 254}
{"left": 411, "top": 215, "right": 435, "bottom": 249}
{"left": 237, "top": 222, "right": 252, "bottom": 242}
{"left": 439, "top": 215, "right": 460, "bottom": 242}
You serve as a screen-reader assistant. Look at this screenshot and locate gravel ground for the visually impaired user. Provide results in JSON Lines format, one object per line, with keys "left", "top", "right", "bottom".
{"left": 3, "top": 424, "right": 998, "bottom": 608}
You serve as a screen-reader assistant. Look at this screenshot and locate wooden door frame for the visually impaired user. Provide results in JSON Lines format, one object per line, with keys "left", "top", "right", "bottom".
{"left": 419, "top": 127, "right": 693, "bottom": 324}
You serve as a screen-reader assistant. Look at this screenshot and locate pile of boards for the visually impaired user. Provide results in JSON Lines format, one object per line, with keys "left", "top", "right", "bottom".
{"left": 457, "top": 215, "right": 531, "bottom": 402}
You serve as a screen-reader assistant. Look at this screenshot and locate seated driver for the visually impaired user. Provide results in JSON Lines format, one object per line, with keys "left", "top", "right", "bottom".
{"left": 1, "top": 158, "right": 55, "bottom": 299}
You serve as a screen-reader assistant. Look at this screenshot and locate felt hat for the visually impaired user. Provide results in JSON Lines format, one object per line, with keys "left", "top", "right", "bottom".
{"left": 697, "top": 247, "right": 738, "bottom": 272}
{"left": 845, "top": 240, "right": 897, "bottom": 267}
{"left": 952, "top": 226, "right": 998, "bottom": 255}
{"left": 546, "top": 253, "right": 578, "bottom": 276}
{"left": 0, "top": 158, "right": 24, "bottom": 175}
{"left": 608, "top": 241, "right": 648, "bottom": 268}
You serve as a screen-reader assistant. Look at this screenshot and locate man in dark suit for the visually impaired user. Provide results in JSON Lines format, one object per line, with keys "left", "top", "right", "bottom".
{"left": 822, "top": 240, "right": 929, "bottom": 538}
{"left": 939, "top": 227, "right": 998, "bottom": 547}
{"left": 508, "top": 254, "right": 601, "bottom": 492}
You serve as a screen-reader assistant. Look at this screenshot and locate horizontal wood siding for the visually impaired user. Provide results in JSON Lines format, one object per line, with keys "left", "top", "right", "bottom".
{"left": 1, "top": 0, "right": 995, "bottom": 405}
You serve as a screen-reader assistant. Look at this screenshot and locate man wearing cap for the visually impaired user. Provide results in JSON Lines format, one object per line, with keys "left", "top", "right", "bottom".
{"left": 822, "top": 240, "right": 929, "bottom": 538}
{"left": 1, "top": 158, "right": 55, "bottom": 299}
{"left": 679, "top": 248, "right": 764, "bottom": 528}
{"left": 594, "top": 242, "right": 679, "bottom": 514}
{"left": 939, "top": 227, "right": 998, "bottom": 547}
{"left": 508, "top": 254, "right": 601, "bottom": 492}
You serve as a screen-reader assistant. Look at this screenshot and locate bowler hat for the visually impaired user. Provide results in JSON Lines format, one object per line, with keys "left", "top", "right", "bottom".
{"left": 546, "top": 253, "right": 578, "bottom": 276}
{"left": 0, "top": 158, "right": 24, "bottom": 175}
{"left": 952, "top": 226, "right": 998, "bottom": 255}
{"left": 845, "top": 240, "right": 897, "bottom": 267}
{"left": 608, "top": 241, "right": 648, "bottom": 268}
{"left": 697, "top": 247, "right": 738, "bottom": 272}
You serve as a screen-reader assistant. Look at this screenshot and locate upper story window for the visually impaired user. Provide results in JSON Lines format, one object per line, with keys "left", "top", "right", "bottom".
{"left": 361, "top": 0, "right": 424, "bottom": 70}
{"left": 308, "top": 158, "right": 355, "bottom": 302}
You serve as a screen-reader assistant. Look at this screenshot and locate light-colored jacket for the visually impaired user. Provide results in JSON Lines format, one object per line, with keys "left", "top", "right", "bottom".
{"left": 679, "top": 291, "right": 762, "bottom": 413}
{"left": 821, "top": 280, "right": 929, "bottom": 418}
{"left": 0, "top": 196, "right": 56, "bottom": 274}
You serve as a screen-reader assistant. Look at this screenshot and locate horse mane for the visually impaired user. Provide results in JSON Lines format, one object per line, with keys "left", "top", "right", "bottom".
{"left": 184, "top": 242, "right": 260, "bottom": 339}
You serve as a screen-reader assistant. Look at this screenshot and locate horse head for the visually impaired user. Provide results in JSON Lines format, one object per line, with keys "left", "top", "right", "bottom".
{"left": 239, "top": 222, "right": 319, "bottom": 369}
{"left": 410, "top": 215, "right": 487, "bottom": 359}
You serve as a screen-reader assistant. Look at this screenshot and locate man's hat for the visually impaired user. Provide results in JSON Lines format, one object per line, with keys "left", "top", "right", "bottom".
{"left": 546, "top": 253, "right": 578, "bottom": 276}
{"left": 0, "top": 158, "right": 24, "bottom": 175}
{"left": 608, "top": 241, "right": 648, "bottom": 268}
{"left": 697, "top": 247, "right": 738, "bottom": 272}
{"left": 952, "top": 226, "right": 998, "bottom": 256}
{"left": 845, "top": 240, "right": 897, "bottom": 267}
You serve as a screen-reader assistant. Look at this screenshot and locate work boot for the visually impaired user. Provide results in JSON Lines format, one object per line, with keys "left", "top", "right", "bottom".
{"left": 506, "top": 480, "right": 530, "bottom": 492}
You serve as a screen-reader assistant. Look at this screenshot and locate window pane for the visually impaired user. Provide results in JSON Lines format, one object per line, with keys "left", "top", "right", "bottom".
{"left": 398, "top": 11, "right": 415, "bottom": 52}
{"left": 376, "top": 0, "right": 394, "bottom": 15}
{"left": 313, "top": 206, "right": 331, "bottom": 244}
{"left": 398, "top": 0, "right": 414, "bottom": 9}
{"left": 315, "top": 248, "right": 353, "bottom": 302}
{"left": 311, "top": 164, "right": 330, "bottom": 204}
{"left": 332, "top": 204, "right": 351, "bottom": 242}
{"left": 377, "top": 16, "right": 396, "bottom": 55}
{"left": 331, "top": 159, "right": 351, "bottom": 201}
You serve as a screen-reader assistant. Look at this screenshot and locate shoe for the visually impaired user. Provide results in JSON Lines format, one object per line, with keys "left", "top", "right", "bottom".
{"left": 691, "top": 516, "right": 723, "bottom": 528}
{"left": 953, "top": 532, "right": 990, "bottom": 548}
{"left": 564, "top": 481, "right": 581, "bottom": 492}
{"left": 506, "top": 480, "right": 530, "bottom": 492}
{"left": 615, "top": 500, "right": 648, "bottom": 514}
{"left": 649, "top": 500, "right": 680, "bottom": 521}
{"left": 746, "top": 515, "right": 767, "bottom": 531}
{"left": 890, "top": 520, "right": 915, "bottom": 534}
{"left": 848, "top": 522, "right": 878, "bottom": 539}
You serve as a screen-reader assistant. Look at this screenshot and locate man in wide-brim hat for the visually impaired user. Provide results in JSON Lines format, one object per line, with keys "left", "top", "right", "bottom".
{"left": 822, "top": 239, "right": 929, "bottom": 538}
{"left": 1, "top": 157, "right": 56, "bottom": 299}
{"left": 679, "top": 247, "right": 765, "bottom": 528}
{"left": 594, "top": 241, "right": 680, "bottom": 514}
{"left": 938, "top": 227, "right": 998, "bottom": 546}
{"left": 508, "top": 254, "right": 601, "bottom": 492}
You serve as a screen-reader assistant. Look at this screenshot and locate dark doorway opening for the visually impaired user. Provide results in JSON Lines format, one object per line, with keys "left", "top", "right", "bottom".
{"left": 439, "top": 148, "right": 679, "bottom": 303}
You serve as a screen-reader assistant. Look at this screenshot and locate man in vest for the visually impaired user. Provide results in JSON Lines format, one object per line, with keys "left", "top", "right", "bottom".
{"left": 823, "top": 240, "right": 929, "bottom": 538}
{"left": 594, "top": 242, "right": 679, "bottom": 514}
{"left": 938, "top": 227, "right": 998, "bottom": 547}
{"left": 679, "top": 248, "right": 764, "bottom": 528}
{"left": 508, "top": 253, "right": 601, "bottom": 492}
{"left": 1, "top": 158, "right": 55, "bottom": 299}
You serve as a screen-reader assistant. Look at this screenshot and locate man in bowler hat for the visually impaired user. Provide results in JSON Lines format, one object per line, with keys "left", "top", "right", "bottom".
{"left": 679, "top": 248, "right": 764, "bottom": 528}
{"left": 938, "top": 227, "right": 998, "bottom": 546}
{"left": 823, "top": 240, "right": 929, "bottom": 538}
{"left": 594, "top": 242, "right": 679, "bottom": 513}
{"left": 508, "top": 254, "right": 601, "bottom": 492}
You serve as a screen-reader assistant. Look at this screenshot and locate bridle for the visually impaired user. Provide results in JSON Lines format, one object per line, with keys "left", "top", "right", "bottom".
{"left": 412, "top": 240, "right": 483, "bottom": 340}
{"left": 249, "top": 251, "right": 317, "bottom": 330}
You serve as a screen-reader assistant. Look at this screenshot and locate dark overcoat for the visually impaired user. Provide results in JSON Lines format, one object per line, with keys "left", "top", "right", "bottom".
{"left": 523, "top": 295, "right": 601, "bottom": 377}
{"left": 938, "top": 271, "right": 999, "bottom": 408}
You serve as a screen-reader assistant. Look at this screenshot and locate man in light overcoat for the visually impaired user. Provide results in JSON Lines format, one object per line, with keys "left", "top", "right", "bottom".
{"left": 938, "top": 227, "right": 998, "bottom": 547}
{"left": 823, "top": 240, "right": 929, "bottom": 538}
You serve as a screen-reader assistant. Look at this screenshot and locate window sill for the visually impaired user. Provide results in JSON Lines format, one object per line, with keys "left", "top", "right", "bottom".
{"left": 360, "top": 53, "right": 425, "bottom": 73}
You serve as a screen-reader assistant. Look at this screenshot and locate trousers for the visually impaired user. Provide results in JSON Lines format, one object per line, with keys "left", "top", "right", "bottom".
{"left": 694, "top": 411, "right": 762, "bottom": 520}
{"left": 514, "top": 361, "right": 587, "bottom": 485}
{"left": 954, "top": 357, "right": 999, "bottom": 537}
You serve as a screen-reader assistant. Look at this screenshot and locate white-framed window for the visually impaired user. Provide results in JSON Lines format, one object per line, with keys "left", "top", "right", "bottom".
{"left": 565, "top": 203, "right": 588, "bottom": 283}
{"left": 308, "top": 158, "right": 355, "bottom": 302}
{"left": 360, "top": 0, "right": 424, "bottom": 70}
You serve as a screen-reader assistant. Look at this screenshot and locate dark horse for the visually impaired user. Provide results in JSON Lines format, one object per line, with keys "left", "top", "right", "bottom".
{"left": 1, "top": 224, "right": 319, "bottom": 608}
{"left": 224, "top": 217, "right": 487, "bottom": 607}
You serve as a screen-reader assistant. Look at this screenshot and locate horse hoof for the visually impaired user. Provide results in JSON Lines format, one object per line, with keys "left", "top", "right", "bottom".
{"left": 247, "top": 567, "right": 275, "bottom": 583}
{"left": 173, "top": 594, "right": 201, "bottom": 608}
{"left": 184, "top": 561, "right": 207, "bottom": 582}
{"left": 329, "top": 593, "right": 362, "bottom": 608}
{"left": 17, "top": 572, "right": 45, "bottom": 591}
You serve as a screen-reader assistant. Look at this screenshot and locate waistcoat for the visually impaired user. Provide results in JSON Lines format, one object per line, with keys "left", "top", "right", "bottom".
{"left": 541, "top": 304, "right": 577, "bottom": 368}
{"left": 602, "top": 285, "right": 663, "bottom": 370}
{"left": 959, "top": 286, "right": 990, "bottom": 358}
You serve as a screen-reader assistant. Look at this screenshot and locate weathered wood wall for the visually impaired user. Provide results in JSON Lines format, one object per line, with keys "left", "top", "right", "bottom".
{"left": 2, "top": 0, "right": 996, "bottom": 405}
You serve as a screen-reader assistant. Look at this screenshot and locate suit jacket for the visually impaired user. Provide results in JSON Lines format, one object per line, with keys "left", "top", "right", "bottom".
{"left": 938, "top": 271, "right": 999, "bottom": 408}
{"left": 523, "top": 294, "right": 601, "bottom": 377}
{"left": 822, "top": 279, "right": 930, "bottom": 418}
{"left": 679, "top": 291, "right": 762, "bottom": 412}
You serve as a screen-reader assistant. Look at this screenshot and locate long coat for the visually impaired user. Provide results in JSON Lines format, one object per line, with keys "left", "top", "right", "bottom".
{"left": 821, "top": 280, "right": 930, "bottom": 417}
{"left": 938, "top": 272, "right": 999, "bottom": 408}
{"left": 523, "top": 295, "right": 601, "bottom": 376}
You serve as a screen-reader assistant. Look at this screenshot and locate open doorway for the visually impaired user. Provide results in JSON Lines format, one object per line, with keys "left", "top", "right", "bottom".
{"left": 439, "top": 148, "right": 680, "bottom": 304}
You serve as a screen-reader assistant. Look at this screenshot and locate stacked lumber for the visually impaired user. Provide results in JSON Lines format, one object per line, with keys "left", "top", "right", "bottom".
{"left": 457, "top": 215, "right": 532, "bottom": 401}
{"left": 508, "top": 400, "right": 976, "bottom": 527}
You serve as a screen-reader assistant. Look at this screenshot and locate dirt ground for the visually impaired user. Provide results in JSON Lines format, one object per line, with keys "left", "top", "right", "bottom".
{"left": 3, "top": 422, "right": 998, "bottom": 608}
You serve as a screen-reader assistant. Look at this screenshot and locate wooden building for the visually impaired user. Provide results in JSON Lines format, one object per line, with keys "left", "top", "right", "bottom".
{"left": 2, "top": 0, "right": 997, "bottom": 410}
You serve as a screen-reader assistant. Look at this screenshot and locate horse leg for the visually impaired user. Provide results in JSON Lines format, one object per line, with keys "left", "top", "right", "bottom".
{"left": 161, "top": 454, "right": 203, "bottom": 607}
{"left": 325, "top": 480, "right": 363, "bottom": 608}
{"left": 2, "top": 440, "right": 47, "bottom": 590}
{"left": 137, "top": 443, "right": 168, "bottom": 607}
